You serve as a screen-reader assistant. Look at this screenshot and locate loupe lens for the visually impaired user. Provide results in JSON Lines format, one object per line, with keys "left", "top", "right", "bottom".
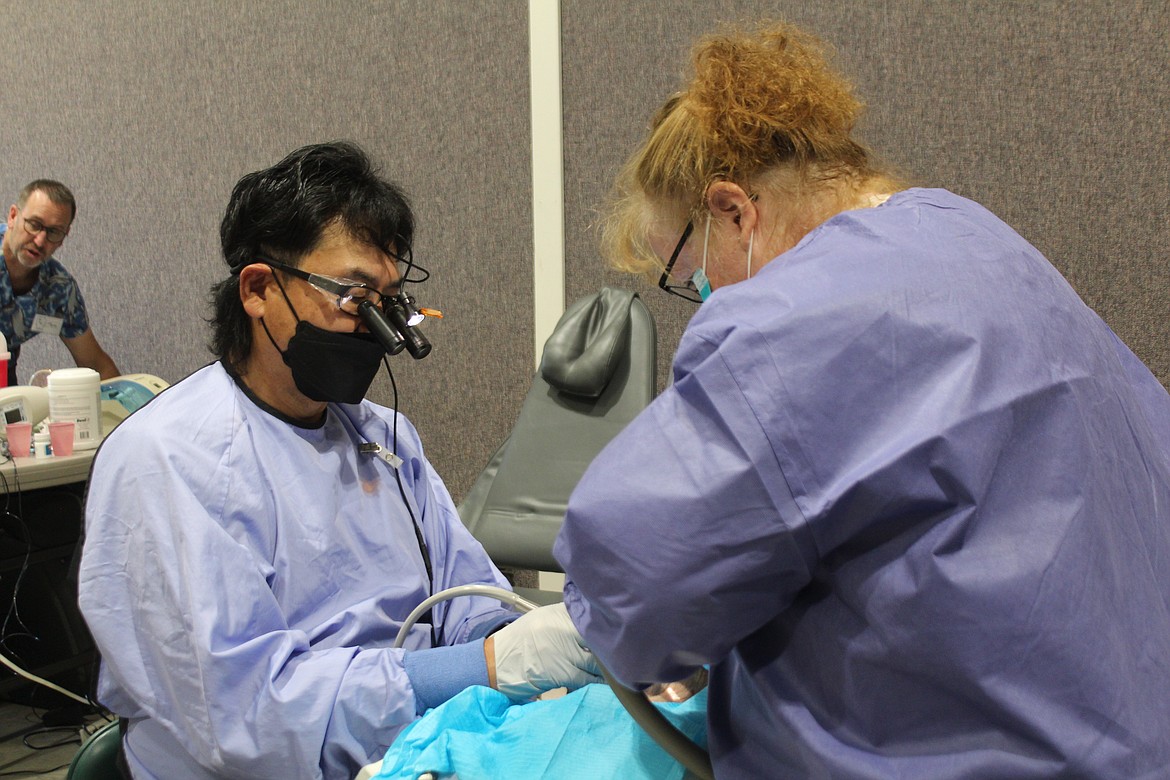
{"left": 387, "top": 304, "right": 431, "bottom": 359}
{"left": 358, "top": 300, "right": 405, "bottom": 355}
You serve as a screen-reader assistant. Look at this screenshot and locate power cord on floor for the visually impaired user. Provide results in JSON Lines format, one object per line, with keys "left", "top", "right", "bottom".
{"left": 0, "top": 766, "right": 71, "bottom": 777}
{"left": 0, "top": 702, "right": 111, "bottom": 743}
{"left": 0, "top": 727, "right": 78, "bottom": 778}
{"left": 19, "top": 725, "right": 80, "bottom": 750}
{"left": 0, "top": 705, "right": 114, "bottom": 777}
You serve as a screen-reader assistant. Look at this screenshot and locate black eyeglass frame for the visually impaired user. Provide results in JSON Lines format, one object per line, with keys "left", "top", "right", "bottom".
{"left": 261, "top": 258, "right": 398, "bottom": 316}
{"left": 656, "top": 220, "right": 703, "bottom": 303}
{"left": 19, "top": 210, "right": 69, "bottom": 243}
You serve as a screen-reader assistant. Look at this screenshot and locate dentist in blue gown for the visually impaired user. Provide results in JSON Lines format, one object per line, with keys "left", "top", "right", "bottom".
{"left": 79, "top": 142, "right": 599, "bottom": 780}
{"left": 555, "top": 21, "right": 1170, "bottom": 780}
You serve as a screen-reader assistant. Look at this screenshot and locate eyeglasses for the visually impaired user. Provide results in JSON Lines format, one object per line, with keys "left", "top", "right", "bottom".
{"left": 657, "top": 221, "right": 703, "bottom": 303}
{"left": 263, "top": 259, "right": 398, "bottom": 316}
{"left": 19, "top": 211, "right": 68, "bottom": 243}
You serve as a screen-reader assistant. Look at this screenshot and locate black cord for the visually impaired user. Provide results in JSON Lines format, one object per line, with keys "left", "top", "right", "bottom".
{"left": 393, "top": 239, "right": 430, "bottom": 285}
{"left": 0, "top": 461, "right": 99, "bottom": 711}
{"left": 20, "top": 726, "right": 80, "bottom": 750}
{"left": 0, "top": 457, "right": 36, "bottom": 649}
{"left": 0, "top": 714, "right": 98, "bottom": 778}
{"left": 381, "top": 356, "right": 438, "bottom": 648}
{"left": 0, "top": 764, "right": 71, "bottom": 777}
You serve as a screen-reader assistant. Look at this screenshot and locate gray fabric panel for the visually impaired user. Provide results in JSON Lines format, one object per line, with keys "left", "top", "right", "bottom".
{"left": 6, "top": 1, "right": 1167, "bottom": 504}
{"left": 1, "top": 1, "right": 533, "bottom": 498}
{"left": 563, "top": 2, "right": 1170, "bottom": 389}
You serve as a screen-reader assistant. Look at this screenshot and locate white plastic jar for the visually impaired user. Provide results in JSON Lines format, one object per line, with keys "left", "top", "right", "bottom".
{"left": 47, "top": 368, "right": 102, "bottom": 451}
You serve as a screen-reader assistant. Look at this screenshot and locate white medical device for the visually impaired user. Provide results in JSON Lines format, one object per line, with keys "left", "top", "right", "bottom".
{"left": 0, "top": 373, "right": 169, "bottom": 440}
{"left": 0, "top": 385, "right": 50, "bottom": 432}
{"left": 99, "top": 373, "right": 169, "bottom": 433}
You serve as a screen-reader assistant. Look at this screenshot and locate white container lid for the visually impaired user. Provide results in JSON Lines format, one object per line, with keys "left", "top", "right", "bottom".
{"left": 48, "top": 367, "right": 101, "bottom": 386}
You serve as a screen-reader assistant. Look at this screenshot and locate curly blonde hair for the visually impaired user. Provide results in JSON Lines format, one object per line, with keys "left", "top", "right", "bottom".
{"left": 603, "top": 20, "right": 889, "bottom": 277}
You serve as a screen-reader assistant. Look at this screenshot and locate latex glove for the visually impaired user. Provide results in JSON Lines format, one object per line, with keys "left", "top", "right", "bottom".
{"left": 485, "top": 603, "right": 602, "bottom": 701}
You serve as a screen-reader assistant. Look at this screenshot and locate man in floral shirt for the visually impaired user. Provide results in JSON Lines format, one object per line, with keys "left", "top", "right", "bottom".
{"left": 0, "top": 179, "right": 119, "bottom": 384}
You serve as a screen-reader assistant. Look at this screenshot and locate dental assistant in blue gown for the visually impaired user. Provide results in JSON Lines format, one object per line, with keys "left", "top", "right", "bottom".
{"left": 554, "top": 22, "right": 1170, "bottom": 779}
{"left": 79, "top": 142, "right": 599, "bottom": 780}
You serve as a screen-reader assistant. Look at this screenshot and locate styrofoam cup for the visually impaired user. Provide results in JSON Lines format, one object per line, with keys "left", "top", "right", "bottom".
{"left": 48, "top": 421, "right": 75, "bottom": 456}
{"left": 5, "top": 422, "right": 32, "bottom": 458}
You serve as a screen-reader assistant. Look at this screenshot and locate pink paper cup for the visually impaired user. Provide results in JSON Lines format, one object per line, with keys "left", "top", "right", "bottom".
{"left": 5, "top": 422, "right": 32, "bottom": 458}
{"left": 48, "top": 421, "right": 76, "bottom": 457}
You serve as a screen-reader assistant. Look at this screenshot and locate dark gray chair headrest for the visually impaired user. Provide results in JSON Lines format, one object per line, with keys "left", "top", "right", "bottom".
{"left": 540, "top": 287, "right": 635, "bottom": 398}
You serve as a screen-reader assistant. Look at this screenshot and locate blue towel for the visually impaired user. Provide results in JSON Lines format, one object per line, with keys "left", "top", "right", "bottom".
{"left": 376, "top": 683, "right": 708, "bottom": 779}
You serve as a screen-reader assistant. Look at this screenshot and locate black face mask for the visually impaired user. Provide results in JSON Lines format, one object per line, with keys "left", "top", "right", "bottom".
{"left": 260, "top": 270, "right": 388, "bottom": 404}
{"left": 280, "top": 320, "right": 386, "bottom": 403}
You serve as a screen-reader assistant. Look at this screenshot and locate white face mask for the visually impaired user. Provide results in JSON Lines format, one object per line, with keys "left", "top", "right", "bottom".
{"left": 690, "top": 213, "right": 755, "bottom": 302}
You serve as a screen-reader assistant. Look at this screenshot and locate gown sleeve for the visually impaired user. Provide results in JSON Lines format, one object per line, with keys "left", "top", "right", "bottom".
{"left": 555, "top": 323, "right": 819, "bottom": 687}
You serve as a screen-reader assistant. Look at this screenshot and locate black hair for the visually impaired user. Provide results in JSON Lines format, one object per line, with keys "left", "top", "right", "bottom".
{"left": 208, "top": 141, "right": 414, "bottom": 367}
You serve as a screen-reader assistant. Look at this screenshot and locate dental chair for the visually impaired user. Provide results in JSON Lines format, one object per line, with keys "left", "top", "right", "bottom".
{"left": 459, "top": 287, "right": 656, "bottom": 603}
{"left": 448, "top": 288, "right": 713, "bottom": 779}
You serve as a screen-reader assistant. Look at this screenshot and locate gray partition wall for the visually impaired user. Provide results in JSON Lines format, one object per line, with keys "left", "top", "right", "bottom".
{"left": 3, "top": 2, "right": 1168, "bottom": 501}
{"left": 562, "top": 2, "right": 1170, "bottom": 396}
{"left": 3, "top": 1, "right": 533, "bottom": 497}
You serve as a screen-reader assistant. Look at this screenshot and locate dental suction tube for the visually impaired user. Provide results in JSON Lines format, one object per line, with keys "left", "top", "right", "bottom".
{"left": 393, "top": 585, "right": 540, "bottom": 648}
{"left": 602, "top": 665, "right": 714, "bottom": 780}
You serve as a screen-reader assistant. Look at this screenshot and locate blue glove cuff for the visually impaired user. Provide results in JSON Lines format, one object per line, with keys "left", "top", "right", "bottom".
{"left": 404, "top": 639, "right": 489, "bottom": 714}
{"left": 466, "top": 613, "right": 518, "bottom": 641}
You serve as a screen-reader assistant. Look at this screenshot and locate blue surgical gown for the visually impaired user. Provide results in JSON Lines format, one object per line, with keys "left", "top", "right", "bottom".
{"left": 79, "top": 362, "right": 515, "bottom": 780}
{"left": 555, "top": 188, "right": 1170, "bottom": 778}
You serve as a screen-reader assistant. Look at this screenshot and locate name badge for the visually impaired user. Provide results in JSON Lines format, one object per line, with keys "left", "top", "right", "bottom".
{"left": 31, "top": 313, "right": 64, "bottom": 336}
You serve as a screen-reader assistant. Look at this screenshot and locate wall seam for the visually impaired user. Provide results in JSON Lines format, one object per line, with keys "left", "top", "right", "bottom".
{"left": 528, "top": 0, "right": 565, "bottom": 370}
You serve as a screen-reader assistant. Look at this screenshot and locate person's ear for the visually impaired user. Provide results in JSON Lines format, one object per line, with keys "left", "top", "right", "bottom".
{"left": 705, "top": 181, "right": 758, "bottom": 249}
{"left": 238, "top": 264, "right": 275, "bottom": 319}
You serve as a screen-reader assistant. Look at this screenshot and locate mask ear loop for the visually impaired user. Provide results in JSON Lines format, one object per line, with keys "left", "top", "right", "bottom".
{"left": 744, "top": 190, "right": 759, "bottom": 281}
{"left": 746, "top": 230, "right": 754, "bottom": 279}
{"left": 258, "top": 266, "right": 303, "bottom": 354}
{"left": 267, "top": 268, "right": 302, "bottom": 323}
{"left": 701, "top": 213, "right": 712, "bottom": 276}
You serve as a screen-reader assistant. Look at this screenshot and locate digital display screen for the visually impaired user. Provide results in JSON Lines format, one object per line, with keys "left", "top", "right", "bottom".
{"left": 3, "top": 407, "right": 22, "bottom": 424}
